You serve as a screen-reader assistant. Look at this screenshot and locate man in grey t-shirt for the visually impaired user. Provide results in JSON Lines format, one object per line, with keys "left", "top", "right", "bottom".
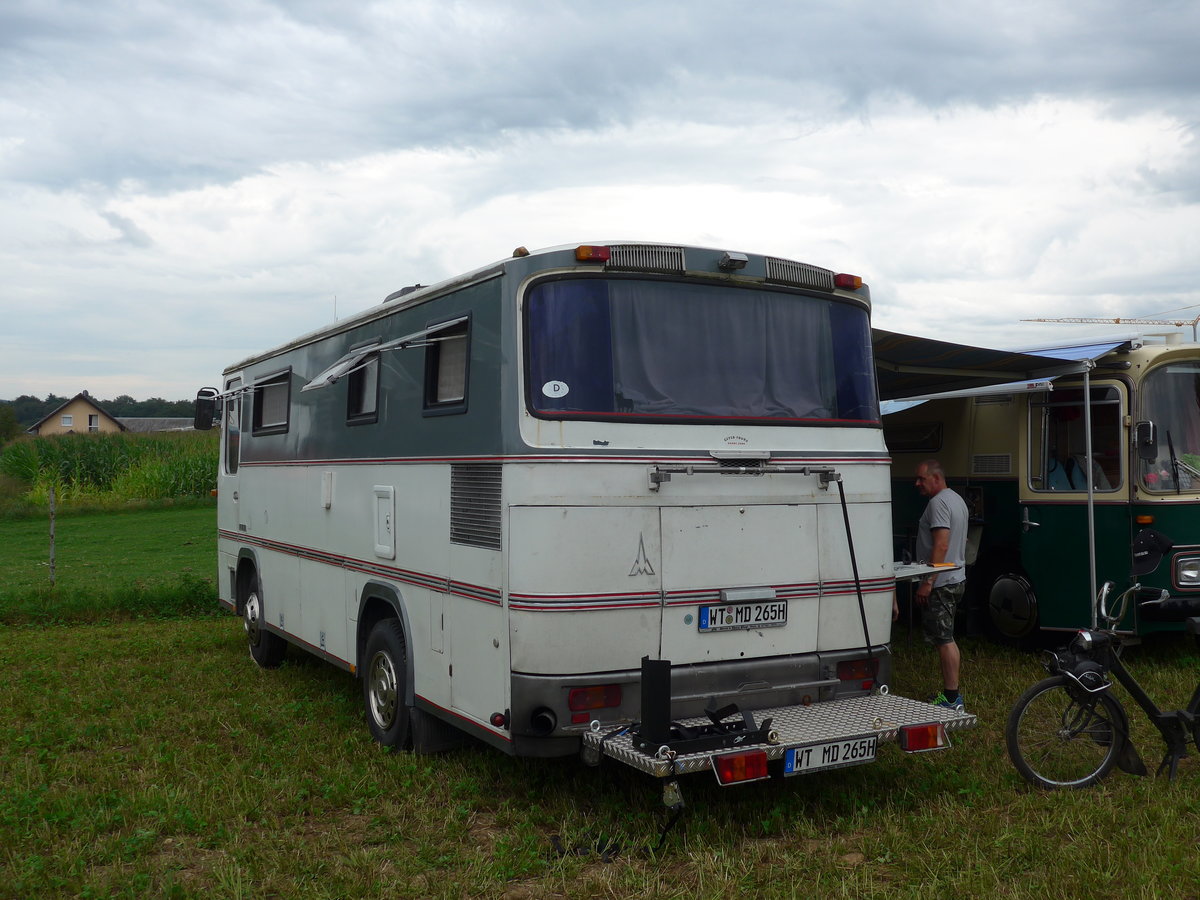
{"left": 914, "top": 459, "right": 968, "bottom": 711}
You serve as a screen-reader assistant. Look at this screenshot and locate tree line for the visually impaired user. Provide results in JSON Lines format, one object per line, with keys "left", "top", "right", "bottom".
{"left": 0, "top": 395, "right": 194, "bottom": 442}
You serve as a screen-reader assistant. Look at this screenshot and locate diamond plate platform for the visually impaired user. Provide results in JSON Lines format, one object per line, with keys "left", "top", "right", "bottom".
{"left": 581, "top": 692, "right": 977, "bottom": 778}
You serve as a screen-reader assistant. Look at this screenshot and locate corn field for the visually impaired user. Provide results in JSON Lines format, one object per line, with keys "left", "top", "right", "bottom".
{"left": 0, "top": 431, "right": 219, "bottom": 503}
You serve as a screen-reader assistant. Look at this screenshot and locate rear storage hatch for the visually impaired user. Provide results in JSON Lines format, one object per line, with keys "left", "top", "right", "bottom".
{"left": 507, "top": 499, "right": 894, "bottom": 674}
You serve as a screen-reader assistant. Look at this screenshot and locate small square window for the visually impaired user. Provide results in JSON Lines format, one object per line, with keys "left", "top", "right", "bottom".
{"left": 61, "top": 414, "right": 73, "bottom": 427}
{"left": 424, "top": 320, "right": 469, "bottom": 415}
{"left": 252, "top": 371, "right": 291, "bottom": 435}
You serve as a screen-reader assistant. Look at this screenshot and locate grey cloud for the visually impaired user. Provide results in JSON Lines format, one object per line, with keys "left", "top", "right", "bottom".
{"left": 3, "top": 0, "right": 1199, "bottom": 192}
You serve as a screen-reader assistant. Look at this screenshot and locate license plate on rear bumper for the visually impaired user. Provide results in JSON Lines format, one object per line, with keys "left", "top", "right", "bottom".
{"left": 698, "top": 600, "right": 787, "bottom": 632}
{"left": 784, "top": 735, "right": 877, "bottom": 775}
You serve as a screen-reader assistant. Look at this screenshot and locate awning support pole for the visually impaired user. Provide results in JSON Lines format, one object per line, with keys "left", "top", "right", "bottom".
{"left": 1085, "top": 365, "right": 1098, "bottom": 628}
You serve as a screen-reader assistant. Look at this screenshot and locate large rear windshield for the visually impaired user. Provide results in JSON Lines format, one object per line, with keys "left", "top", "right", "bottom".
{"left": 525, "top": 277, "right": 879, "bottom": 424}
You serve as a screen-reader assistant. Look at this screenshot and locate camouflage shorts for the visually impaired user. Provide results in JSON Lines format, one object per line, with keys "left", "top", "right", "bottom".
{"left": 922, "top": 581, "right": 965, "bottom": 646}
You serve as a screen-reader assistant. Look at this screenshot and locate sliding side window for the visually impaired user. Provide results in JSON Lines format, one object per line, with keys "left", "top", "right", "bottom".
{"left": 347, "top": 351, "right": 380, "bottom": 425}
{"left": 424, "top": 318, "right": 470, "bottom": 415}
{"left": 252, "top": 370, "right": 291, "bottom": 436}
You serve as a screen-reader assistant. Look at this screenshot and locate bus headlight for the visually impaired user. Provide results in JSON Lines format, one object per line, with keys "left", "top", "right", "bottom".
{"left": 1176, "top": 556, "right": 1200, "bottom": 587}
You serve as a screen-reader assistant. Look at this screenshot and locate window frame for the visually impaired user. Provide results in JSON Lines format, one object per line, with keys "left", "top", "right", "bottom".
{"left": 1027, "top": 384, "right": 1124, "bottom": 493}
{"left": 251, "top": 368, "right": 292, "bottom": 436}
{"left": 521, "top": 273, "right": 878, "bottom": 427}
{"left": 422, "top": 315, "right": 471, "bottom": 417}
{"left": 224, "top": 378, "right": 242, "bottom": 475}
{"left": 345, "top": 339, "right": 382, "bottom": 426}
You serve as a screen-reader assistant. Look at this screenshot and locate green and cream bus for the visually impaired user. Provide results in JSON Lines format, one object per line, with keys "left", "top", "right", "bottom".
{"left": 886, "top": 335, "right": 1200, "bottom": 640}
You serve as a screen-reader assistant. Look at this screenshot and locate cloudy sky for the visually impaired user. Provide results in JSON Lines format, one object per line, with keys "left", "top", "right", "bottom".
{"left": 3, "top": 0, "right": 1199, "bottom": 400}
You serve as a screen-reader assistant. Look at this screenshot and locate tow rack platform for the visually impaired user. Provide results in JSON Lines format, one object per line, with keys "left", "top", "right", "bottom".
{"left": 581, "top": 693, "right": 977, "bottom": 778}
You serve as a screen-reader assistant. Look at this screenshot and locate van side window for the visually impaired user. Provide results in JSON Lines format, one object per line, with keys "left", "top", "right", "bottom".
{"left": 252, "top": 371, "right": 291, "bottom": 435}
{"left": 1029, "top": 386, "right": 1122, "bottom": 492}
{"left": 224, "top": 379, "right": 241, "bottom": 474}
{"left": 347, "top": 353, "right": 380, "bottom": 424}
{"left": 424, "top": 319, "right": 469, "bottom": 415}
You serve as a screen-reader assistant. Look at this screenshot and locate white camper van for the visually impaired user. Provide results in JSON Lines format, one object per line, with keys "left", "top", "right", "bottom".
{"left": 195, "top": 242, "right": 974, "bottom": 786}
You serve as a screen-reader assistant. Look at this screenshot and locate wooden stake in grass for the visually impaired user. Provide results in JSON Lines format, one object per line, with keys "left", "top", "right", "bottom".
{"left": 48, "top": 483, "right": 56, "bottom": 587}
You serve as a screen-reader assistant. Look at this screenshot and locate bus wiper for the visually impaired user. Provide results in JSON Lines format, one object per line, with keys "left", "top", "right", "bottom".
{"left": 1167, "top": 430, "right": 1180, "bottom": 494}
{"left": 1166, "top": 430, "right": 1200, "bottom": 492}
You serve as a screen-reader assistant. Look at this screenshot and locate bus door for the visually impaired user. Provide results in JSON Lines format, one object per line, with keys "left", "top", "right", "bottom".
{"left": 220, "top": 377, "right": 245, "bottom": 535}
{"left": 1014, "top": 382, "right": 1129, "bottom": 632}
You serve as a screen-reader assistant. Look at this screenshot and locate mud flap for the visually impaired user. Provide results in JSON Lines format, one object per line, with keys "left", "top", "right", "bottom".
{"left": 410, "top": 706, "right": 470, "bottom": 754}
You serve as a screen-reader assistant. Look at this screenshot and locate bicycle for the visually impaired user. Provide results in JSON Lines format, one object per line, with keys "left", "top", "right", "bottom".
{"left": 1005, "top": 530, "right": 1200, "bottom": 790}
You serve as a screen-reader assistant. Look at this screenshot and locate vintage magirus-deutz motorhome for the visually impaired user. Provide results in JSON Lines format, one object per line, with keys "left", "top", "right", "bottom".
{"left": 195, "top": 242, "right": 974, "bottom": 786}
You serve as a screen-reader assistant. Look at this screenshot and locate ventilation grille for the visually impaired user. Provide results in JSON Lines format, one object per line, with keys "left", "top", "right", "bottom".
{"left": 974, "top": 395, "right": 1013, "bottom": 405}
{"left": 764, "top": 257, "right": 835, "bottom": 291}
{"left": 451, "top": 463, "right": 502, "bottom": 550}
{"left": 717, "top": 458, "right": 764, "bottom": 470}
{"left": 972, "top": 454, "right": 1013, "bottom": 475}
{"left": 607, "top": 244, "right": 685, "bottom": 274}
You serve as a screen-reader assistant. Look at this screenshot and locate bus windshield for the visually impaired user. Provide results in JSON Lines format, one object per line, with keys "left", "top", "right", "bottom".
{"left": 1140, "top": 361, "right": 1200, "bottom": 491}
{"left": 525, "top": 277, "right": 878, "bottom": 424}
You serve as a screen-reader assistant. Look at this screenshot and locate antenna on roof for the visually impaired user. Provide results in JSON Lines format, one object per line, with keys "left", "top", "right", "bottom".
{"left": 1022, "top": 314, "right": 1200, "bottom": 342}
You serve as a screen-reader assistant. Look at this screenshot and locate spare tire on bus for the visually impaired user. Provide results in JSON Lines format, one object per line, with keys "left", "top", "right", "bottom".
{"left": 988, "top": 573, "right": 1039, "bottom": 640}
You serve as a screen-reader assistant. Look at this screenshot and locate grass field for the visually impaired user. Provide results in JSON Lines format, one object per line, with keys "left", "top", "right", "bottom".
{"left": 0, "top": 504, "right": 217, "bottom": 624}
{"left": 4, "top": 508, "right": 1200, "bottom": 897}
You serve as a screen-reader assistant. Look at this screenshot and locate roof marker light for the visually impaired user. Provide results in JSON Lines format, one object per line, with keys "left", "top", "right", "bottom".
{"left": 719, "top": 251, "right": 748, "bottom": 271}
{"left": 834, "top": 273, "right": 863, "bottom": 290}
{"left": 575, "top": 245, "right": 612, "bottom": 263}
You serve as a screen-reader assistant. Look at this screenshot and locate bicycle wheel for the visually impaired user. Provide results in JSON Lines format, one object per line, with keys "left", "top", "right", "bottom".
{"left": 1005, "top": 675, "right": 1126, "bottom": 789}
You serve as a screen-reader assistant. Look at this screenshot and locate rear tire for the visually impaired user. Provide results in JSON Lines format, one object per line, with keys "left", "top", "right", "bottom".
{"left": 363, "top": 619, "right": 411, "bottom": 750}
{"left": 1005, "top": 676, "right": 1125, "bottom": 789}
{"left": 244, "top": 579, "right": 287, "bottom": 669}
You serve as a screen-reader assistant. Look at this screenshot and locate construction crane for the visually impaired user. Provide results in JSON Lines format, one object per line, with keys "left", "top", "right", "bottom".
{"left": 1022, "top": 314, "right": 1200, "bottom": 341}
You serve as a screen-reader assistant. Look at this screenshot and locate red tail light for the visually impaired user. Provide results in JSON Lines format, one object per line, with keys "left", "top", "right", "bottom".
{"left": 567, "top": 684, "right": 622, "bottom": 723}
{"left": 899, "top": 722, "right": 950, "bottom": 752}
{"left": 834, "top": 273, "right": 863, "bottom": 290}
{"left": 567, "top": 685, "right": 621, "bottom": 711}
{"left": 837, "top": 658, "right": 879, "bottom": 690}
{"left": 712, "top": 750, "right": 771, "bottom": 785}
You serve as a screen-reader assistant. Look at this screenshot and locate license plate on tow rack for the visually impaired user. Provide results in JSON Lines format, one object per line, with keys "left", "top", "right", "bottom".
{"left": 784, "top": 735, "right": 877, "bottom": 775}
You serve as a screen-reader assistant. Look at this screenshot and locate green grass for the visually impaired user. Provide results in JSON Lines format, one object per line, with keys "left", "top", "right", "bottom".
{"left": 0, "top": 504, "right": 218, "bottom": 624}
{"left": 4, "top": 620, "right": 1200, "bottom": 896}
{"left": 5, "top": 507, "right": 1200, "bottom": 896}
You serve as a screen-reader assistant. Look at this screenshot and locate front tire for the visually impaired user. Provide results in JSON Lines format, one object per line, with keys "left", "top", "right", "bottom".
{"left": 1006, "top": 676, "right": 1125, "bottom": 789}
{"left": 244, "top": 579, "right": 287, "bottom": 669}
{"left": 363, "top": 619, "right": 411, "bottom": 750}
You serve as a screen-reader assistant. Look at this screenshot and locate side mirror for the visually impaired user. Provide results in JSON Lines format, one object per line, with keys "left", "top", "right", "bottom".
{"left": 194, "top": 387, "right": 219, "bottom": 431}
{"left": 1134, "top": 420, "right": 1158, "bottom": 462}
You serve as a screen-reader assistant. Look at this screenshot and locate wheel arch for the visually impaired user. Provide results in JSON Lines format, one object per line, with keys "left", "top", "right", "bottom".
{"left": 356, "top": 582, "right": 416, "bottom": 707}
{"left": 234, "top": 549, "right": 261, "bottom": 617}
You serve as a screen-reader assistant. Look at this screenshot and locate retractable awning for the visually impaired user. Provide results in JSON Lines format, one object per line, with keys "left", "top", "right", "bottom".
{"left": 872, "top": 329, "right": 1095, "bottom": 402}
{"left": 874, "top": 331, "right": 1138, "bottom": 413}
